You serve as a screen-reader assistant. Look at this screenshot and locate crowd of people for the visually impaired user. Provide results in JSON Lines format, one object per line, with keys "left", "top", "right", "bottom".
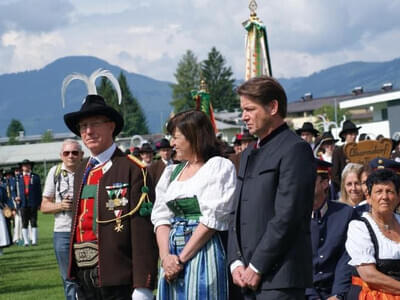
{"left": 1, "top": 74, "right": 400, "bottom": 300}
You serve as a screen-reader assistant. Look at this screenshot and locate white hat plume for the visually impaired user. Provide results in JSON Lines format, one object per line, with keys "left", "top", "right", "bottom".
{"left": 61, "top": 68, "right": 122, "bottom": 108}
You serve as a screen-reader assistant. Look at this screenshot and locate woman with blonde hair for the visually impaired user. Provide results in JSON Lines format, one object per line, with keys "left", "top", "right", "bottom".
{"left": 340, "top": 163, "right": 364, "bottom": 207}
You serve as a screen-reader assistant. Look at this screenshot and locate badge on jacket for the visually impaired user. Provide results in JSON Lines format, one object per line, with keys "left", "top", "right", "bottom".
{"left": 105, "top": 183, "right": 129, "bottom": 232}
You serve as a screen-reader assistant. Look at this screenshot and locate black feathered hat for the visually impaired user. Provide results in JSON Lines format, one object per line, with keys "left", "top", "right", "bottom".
{"left": 64, "top": 95, "right": 124, "bottom": 137}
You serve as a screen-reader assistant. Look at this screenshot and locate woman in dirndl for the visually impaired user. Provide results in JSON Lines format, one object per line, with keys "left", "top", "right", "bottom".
{"left": 151, "top": 110, "right": 236, "bottom": 300}
{"left": 345, "top": 168, "right": 400, "bottom": 299}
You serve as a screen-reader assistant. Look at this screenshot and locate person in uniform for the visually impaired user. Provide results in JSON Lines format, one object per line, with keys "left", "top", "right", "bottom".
{"left": 0, "top": 179, "right": 12, "bottom": 254}
{"left": 331, "top": 120, "right": 361, "bottom": 194}
{"left": 5, "top": 167, "right": 23, "bottom": 245}
{"left": 228, "top": 76, "right": 316, "bottom": 300}
{"left": 15, "top": 159, "right": 42, "bottom": 246}
{"left": 296, "top": 122, "right": 319, "bottom": 149}
{"left": 306, "top": 159, "right": 355, "bottom": 300}
{"left": 64, "top": 94, "right": 158, "bottom": 300}
{"left": 148, "top": 138, "right": 173, "bottom": 185}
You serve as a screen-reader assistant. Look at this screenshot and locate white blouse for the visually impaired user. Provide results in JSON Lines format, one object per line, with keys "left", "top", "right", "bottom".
{"left": 346, "top": 212, "right": 400, "bottom": 266}
{"left": 151, "top": 156, "right": 237, "bottom": 231}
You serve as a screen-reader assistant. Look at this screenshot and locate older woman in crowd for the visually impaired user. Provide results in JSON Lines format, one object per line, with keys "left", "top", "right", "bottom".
{"left": 151, "top": 110, "right": 236, "bottom": 300}
{"left": 346, "top": 169, "right": 400, "bottom": 299}
{"left": 339, "top": 163, "right": 364, "bottom": 207}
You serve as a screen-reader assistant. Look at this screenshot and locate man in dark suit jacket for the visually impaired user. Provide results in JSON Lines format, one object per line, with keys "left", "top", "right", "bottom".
{"left": 228, "top": 76, "right": 316, "bottom": 299}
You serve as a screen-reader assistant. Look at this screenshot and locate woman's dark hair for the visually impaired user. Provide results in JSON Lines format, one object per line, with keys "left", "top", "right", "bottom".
{"left": 166, "top": 110, "right": 222, "bottom": 162}
{"left": 366, "top": 169, "right": 400, "bottom": 195}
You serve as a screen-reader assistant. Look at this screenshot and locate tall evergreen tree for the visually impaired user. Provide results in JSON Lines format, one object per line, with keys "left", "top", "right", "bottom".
{"left": 97, "top": 73, "right": 149, "bottom": 136}
{"left": 171, "top": 50, "right": 201, "bottom": 112}
{"left": 7, "top": 119, "right": 25, "bottom": 138}
{"left": 201, "top": 47, "right": 238, "bottom": 111}
{"left": 7, "top": 119, "right": 24, "bottom": 144}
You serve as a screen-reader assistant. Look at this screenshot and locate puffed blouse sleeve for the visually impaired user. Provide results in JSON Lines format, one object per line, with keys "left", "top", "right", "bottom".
{"left": 151, "top": 164, "right": 176, "bottom": 231}
{"left": 197, "top": 157, "right": 237, "bottom": 231}
{"left": 345, "top": 219, "right": 376, "bottom": 266}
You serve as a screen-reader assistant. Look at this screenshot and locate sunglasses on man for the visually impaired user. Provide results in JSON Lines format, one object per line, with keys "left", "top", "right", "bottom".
{"left": 62, "top": 151, "right": 80, "bottom": 157}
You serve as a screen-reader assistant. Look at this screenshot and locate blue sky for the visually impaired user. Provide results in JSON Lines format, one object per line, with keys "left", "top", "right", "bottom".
{"left": 1, "top": 0, "right": 400, "bottom": 82}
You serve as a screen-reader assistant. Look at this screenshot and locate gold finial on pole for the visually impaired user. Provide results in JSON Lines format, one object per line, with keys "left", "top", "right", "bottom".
{"left": 200, "top": 79, "right": 207, "bottom": 92}
{"left": 249, "top": 0, "right": 258, "bottom": 17}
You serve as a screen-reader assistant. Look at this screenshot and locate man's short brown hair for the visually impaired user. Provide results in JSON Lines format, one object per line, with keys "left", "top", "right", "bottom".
{"left": 237, "top": 76, "right": 287, "bottom": 118}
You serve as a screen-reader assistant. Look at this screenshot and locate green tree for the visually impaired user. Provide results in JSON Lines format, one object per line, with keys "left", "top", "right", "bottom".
{"left": 97, "top": 72, "right": 149, "bottom": 136}
{"left": 170, "top": 50, "right": 201, "bottom": 112}
{"left": 201, "top": 47, "right": 238, "bottom": 111}
{"left": 41, "top": 130, "right": 54, "bottom": 143}
{"left": 7, "top": 119, "right": 24, "bottom": 138}
{"left": 7, "top": 119, "right": 24, "bottom": 145}
{"left": 313, "top": 105, "right": 350, "bottom": 132}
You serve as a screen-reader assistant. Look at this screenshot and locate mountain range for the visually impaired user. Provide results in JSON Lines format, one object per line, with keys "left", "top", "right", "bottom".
{"left": 0, "top": 56, "right": 172, "bottom": 136}
{"left": 0, "top": 55, "right": 400, "bottom": 136}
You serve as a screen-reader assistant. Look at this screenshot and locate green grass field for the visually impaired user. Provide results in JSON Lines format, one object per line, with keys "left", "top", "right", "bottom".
{"left": 0, "top": 213, "right": 65, "bottom": 300}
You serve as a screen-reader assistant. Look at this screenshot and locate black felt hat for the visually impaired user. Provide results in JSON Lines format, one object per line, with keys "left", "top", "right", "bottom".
{"left": 18, "top": 159, "right": 34, "bottom": 167}
{"left": 156, "top": 138, "right": 172, "bottom": 150}
{"left": 339, "top": 120, "right": 361, "bottom": 141}
{"left": 63, "top": 94, "right": 124, "bottom": 137}
{"left": 139, "top": 143, "right": 154, "bottom": 154}
{"left": 295, "top": 122, "right": 319, "bottom": 137}
{"left": 315, "top": 131, "right": 339, "bottom": 146}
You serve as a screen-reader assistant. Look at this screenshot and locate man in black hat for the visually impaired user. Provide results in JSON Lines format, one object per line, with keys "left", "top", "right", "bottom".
{"left": 15, "top": 159, "right": 42, "bottom": 246}
{"left": 331, "top": 120, "right": 361, "bottom": 193}
{"left": 64, "top": 94, "right": 158, "bottom": 300}
{"left": 148, "top": 138, "right": 172, "bottom": 185}
{"left": 314, "top": 132, "right": 339, "bottom": 163}
{"left": 306, "top": 159, "right": 354, "bottom": 300}
{"left": 296, "top": 122, "right": 319, "bottom": 149}
{"left": 139, "top": 143, "right": 154, "bottom": 167}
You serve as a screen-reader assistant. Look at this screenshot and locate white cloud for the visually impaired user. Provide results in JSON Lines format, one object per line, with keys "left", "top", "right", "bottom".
{"left": 1, "top": 0, "right": 400, "bottom": 82}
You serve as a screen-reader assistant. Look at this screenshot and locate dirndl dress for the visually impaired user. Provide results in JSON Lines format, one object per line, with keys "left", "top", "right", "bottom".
{"left": 346, "top": 213, "right": 400, "bottom": 299}
{"left": 152, "top": 157, "right": 237, "bottom": 300}
{"left": 157, "top": 197, "right": 228, "bottom": 300}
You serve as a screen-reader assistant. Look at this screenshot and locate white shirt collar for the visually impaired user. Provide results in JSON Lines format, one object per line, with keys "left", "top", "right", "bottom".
{"left": 92, "top": 143, "right": 116, "bottom": 165}
{"left": 60, "top": 162, "right": 75, "bottom": 173}
{"left": 161, "top": 158, "right": 173, "bottom": 165}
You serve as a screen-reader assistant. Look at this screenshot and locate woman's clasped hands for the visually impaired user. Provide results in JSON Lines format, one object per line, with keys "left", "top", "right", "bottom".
{"left": 162, "top": 254, "right": 183, "bottom": 282}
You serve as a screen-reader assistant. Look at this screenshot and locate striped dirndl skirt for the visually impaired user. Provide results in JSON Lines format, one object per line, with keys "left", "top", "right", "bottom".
{"left": 157, "top": 217, "right": 228, "bottom": 300}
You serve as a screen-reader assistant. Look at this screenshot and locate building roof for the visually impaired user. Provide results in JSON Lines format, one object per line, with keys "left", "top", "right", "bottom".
{"left": 340, "top": 90, "right": 400, "bottom": 109}
{"left": 288, "top": 89, "right": 398, "bottom": 113}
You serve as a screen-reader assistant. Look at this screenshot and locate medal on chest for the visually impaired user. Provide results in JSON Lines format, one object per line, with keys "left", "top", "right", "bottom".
{"left": 105, "top": 183, "right": 129, "bottom": 232}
